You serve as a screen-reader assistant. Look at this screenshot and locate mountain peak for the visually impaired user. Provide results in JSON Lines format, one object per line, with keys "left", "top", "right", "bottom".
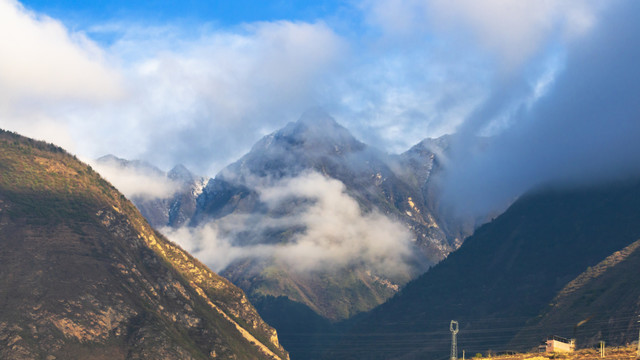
{"left": 96, "top": 154, "right": 121, "bottom": 163}
{"left": 276, "top": 109, "right": 362, "bottom": 150}
{"left": 168, "top": 163, "right": 195, "bottom": 183}
{"left": 407, "top": 135, "right": 450, "bottom": 153}
{"left": 218, "top": 110, "right": 367, "bottom": 183}
{"left": 96, "top": 154, "right": 165, "bottom": 177}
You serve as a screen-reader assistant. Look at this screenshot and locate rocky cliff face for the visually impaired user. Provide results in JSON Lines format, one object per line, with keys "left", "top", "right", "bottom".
{"left": 0, "top": 130, "right": 288, "bottom": 360}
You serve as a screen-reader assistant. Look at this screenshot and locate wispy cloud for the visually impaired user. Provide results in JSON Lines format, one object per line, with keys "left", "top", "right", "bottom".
{"left": 103, "top": 20, "right": 347, "bottom": 174}
{"left": 89, "top": 157, "right": 180, "bottom": 200}
{"left": 163, "top": 172, "right": 415, "bottom": 277}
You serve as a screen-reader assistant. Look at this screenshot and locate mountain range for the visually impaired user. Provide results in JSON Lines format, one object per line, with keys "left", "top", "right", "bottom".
{"left": 111, "top": 110, "right": 466, "bottom": 327}
{"left": 90, "top": 110, "right": 640, "bottom": 360}
{"left": 100, "top": 110, "right": 471, "bottom": 359}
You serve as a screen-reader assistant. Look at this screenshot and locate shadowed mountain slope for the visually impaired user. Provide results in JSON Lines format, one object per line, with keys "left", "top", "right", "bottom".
{"left": 0, "top": 130, "right": 288, "bottom": 360}
{"left": 509, "top": 236, "right": 640, "bottom": 350}
{"left": 330, "top": 179, "right": 640, "bottom": 359}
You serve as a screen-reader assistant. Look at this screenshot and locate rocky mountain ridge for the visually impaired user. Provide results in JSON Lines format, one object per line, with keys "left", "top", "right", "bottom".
{"left": 0, "top": 129, "right": 288, "bottom": 360}
{"left": 101, "top": 111, "right": 467, "bottom": 360}
{"left": 115, "top": 111, "right": 460, "bottom": 326}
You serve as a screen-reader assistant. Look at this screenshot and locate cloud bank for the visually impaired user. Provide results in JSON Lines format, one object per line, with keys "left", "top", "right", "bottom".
{"left": 439, "top": 0, "right": 640, "bottom": 217}
{"left": 163, "top": 172, "right": 415, "bottom": 277}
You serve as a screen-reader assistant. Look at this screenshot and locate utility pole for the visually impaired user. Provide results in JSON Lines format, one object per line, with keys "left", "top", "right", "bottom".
{"left": 599, "top": 341, "right": 605, "bottom": 358}
{"left": 450, "top": 320, "right": 459, "bottom": 360}
{"left": 637, "top": 317, "right": 640, "bottom": 358}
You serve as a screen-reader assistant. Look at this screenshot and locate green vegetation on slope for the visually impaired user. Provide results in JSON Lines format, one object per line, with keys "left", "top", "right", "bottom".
{"left": 0, "top": 129, "right": 288, "bottom": 360}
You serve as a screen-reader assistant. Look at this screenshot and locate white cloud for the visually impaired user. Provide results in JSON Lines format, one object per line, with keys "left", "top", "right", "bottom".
{"left": 0, "top": 0, "right": 121, "bottom": 104}
{"left": 69, "top": 20, "right": 348, "bottom": 174}
{"left": 0, "top": 0, "right": 122, "bottom": 155}
{"left": 90, "top": 158, "right": 179, "bottom": 200}
{"left": 362, "top": 0, "right": 605, "bottom": 71}
{"left": 163, "top": 172, "right": 415, "bottom": 277}
{"left": 0, "top": 1, "right": 347, "bottom": 174}
{"left": 0, "top": 0, "right": 621, "bottom": 199}
{"left": 333, "top": 51, "right": 488, "bottom": 152}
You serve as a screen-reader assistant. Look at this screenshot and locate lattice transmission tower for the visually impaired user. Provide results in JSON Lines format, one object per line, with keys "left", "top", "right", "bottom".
{"left": 450, "top": 320, "right": 459, "bottom": 360}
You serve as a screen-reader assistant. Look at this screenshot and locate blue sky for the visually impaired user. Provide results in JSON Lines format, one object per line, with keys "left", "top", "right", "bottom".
{"left": 18, "top": 0, "right": 361, "bottom": 49}
{"left": 20, "top": 1, "right": 351, "bottom": 29}
{"left": 2, "top": 0, "right": 640, "bottom": 215}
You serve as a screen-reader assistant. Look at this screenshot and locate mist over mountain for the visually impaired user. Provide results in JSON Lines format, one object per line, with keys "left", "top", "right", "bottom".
{"left": 99, "top": 96, "right": 640, "bottom": 359}
{"left": 440, "top": 1, "right": 640, "bottom": 219}
{"left": 162, "top": 109, "right": 461, "bottom": 324}
{"left": 94, "top": 155, "right": 207, "bottom": 228}
{"left": 100, "top": 109, "right": 464, "bottom": 343}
